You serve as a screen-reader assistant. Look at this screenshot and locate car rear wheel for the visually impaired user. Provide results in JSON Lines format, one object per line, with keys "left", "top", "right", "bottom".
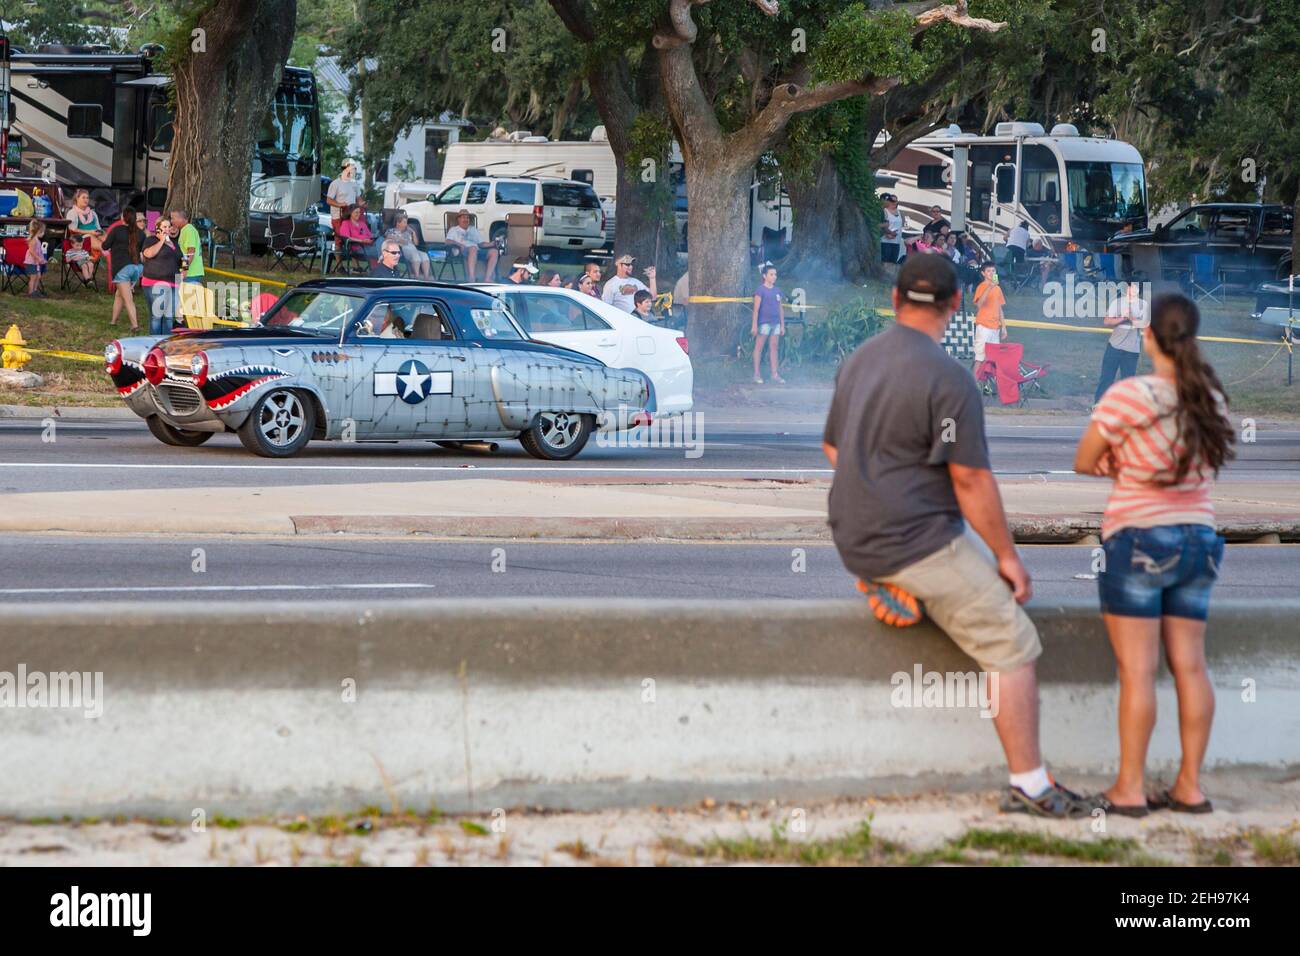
{"left": 237, "top": 388, "right": 314, "bottom": 458}
{"left": 519, "top": 411, "right": 592, "bottom": 461}
{"left": 146, "top": 416, "right": 213, "bottom": 447}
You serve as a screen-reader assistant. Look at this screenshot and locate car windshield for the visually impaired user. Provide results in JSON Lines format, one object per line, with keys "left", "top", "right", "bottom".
{"left": 260, "top": 290, "right": 359, "bottom": 332}
{"left": 1066, "top": 161, "right": 1146, "bottom": 223}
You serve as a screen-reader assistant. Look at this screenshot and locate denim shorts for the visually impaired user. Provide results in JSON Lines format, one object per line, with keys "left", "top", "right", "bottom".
{"left": 113, "top": 263, "right": 143, "bottom": 285}
{"left": 1098, "top": 524, "right": 1224, "bottom": 620}
{"left": 758, "top": 323, "right": 783, "bottom": 336}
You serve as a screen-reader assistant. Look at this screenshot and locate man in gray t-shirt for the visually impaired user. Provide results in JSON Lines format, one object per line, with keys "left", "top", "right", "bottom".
{"left": 822, "top": 254, "right": 1085, "bottom": 820}
{"left": 326, "top": 160, "right": 362, "bottom": 227}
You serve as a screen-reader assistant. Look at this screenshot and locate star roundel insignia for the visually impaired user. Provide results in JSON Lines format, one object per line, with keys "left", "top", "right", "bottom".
{"left": 396, "top": 359, "right": 434, "bottom": 404}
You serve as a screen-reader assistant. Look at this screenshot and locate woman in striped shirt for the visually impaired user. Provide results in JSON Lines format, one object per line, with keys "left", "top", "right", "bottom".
{"left": 1073, "top": 293, "right": 1234, "bottom": 816}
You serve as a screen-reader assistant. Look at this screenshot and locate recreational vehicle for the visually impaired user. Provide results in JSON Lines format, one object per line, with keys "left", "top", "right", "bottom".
{"left": 879, "top": 122, "right": 1147, "bottom": 250}
{"left": 6, "top": 44, "right": 321, "bottom": 245}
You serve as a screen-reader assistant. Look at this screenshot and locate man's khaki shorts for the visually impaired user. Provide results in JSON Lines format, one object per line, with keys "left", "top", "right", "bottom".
{"left": 878, "top": 532, "right": 1041, "bottom": 673}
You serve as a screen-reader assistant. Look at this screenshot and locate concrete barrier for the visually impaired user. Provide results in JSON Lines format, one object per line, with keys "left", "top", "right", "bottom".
{"left": 2, "top": 598, "right": 1297, "bottom": 817}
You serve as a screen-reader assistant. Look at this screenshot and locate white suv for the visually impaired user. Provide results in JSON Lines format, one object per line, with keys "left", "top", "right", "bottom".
{"left": 401, "top": 176, "right": 606, "bottom": 252}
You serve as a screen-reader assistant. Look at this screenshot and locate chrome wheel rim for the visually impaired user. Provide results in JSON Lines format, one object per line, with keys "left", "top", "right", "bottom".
{"left": 539, "top": 412, "right": 579, "bottom": 449}
{"left": 259, "top": 391, "right": 305, "bottom": 447}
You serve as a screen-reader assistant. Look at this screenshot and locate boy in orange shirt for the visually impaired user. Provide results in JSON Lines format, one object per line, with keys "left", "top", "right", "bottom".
{"left": 972, "top": 261, "right": 1006, "bottom": 371}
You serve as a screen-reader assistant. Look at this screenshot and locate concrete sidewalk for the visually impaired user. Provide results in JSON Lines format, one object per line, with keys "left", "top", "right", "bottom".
{"left": 0, "top": 475, "right": 1296, "bottom": 540}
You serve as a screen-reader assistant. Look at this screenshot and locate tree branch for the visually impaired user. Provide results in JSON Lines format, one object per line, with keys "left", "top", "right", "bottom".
{"left": 654, "top": 0, "right": 781, "bottom": 49}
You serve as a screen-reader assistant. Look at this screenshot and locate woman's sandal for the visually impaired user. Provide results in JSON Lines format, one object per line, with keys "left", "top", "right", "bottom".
{"left": 1147, "top": 789, "right": 1213, "bottom": 814}
{"left": 1089, "top": 794, "right": 1150, "bottom": 818}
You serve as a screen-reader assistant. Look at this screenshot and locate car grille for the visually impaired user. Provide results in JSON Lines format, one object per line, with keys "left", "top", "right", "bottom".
{"left": 158, "top": 383, "right": 204, "bottom": 415}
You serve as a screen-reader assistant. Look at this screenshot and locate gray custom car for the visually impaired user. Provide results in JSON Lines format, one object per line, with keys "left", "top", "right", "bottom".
{"left": 105, "top": 278, "right": 651, "bottom": 459}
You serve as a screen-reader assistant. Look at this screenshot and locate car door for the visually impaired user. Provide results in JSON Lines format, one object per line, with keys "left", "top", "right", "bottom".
{"left": 1208, "top": 208, "right": 1258, "bottom": 286}
{"left": 501, "top": 290, "right": 623, "bottom": 366}
{"left": 1159, "top": 207, "right": 1213, "bottom": 279}
{"left": 348, "top": 297, "right": 475, "bottom": 439}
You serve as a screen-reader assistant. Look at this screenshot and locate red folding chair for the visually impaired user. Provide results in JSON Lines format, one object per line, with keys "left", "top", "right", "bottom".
{"left": 975, "top": 342, "right": 1050, "bottom": 406}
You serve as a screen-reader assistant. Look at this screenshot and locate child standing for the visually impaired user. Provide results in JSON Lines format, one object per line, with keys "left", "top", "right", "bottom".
{"left": 751, "top": 263, "right": 786, "bottom": 385}
{"left": 972, "top": 261, "right": 1006, "bottom": 372}
{"left": 25, "top": 220, "right": 48, "bottom": 298}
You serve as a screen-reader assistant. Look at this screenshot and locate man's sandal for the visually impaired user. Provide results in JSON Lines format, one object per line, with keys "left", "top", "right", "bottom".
{"left": 856, "top": 579, "right": 924, "bottom": 627}
{"left": 1147, "top": 789, "right": 1213, "bottom": 814}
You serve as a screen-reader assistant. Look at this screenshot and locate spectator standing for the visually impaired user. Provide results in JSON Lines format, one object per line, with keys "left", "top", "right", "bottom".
{"left": 926, "top": 205, "right": 950, "bottom": 232}
{"left": 445, "top": 210, "right": 498, "bottom": 281}
{"left": 577, "top": 274, "right": 598, "bottom": 297}
{"left": 326, "top": 160, "right": 362, "bottom": 232}
{"left": 602, "top": 255, "right": 656, "bottom": 313}
{"left": 1073, "top": 293, "right": 1234, "bottom": 817}
{"left": 823, "top": 254, "right": 1085, "bottom": 819}
{"left": 507, "top": 261, "right": 539, "bottom": 284}
{"left": 386, "top": 212, "right": 430, "bottom": 278}
{"left": 879, "top": 193, "right": 903, "bottom": 265}
{"left": 171, "top": 209, "right": 204, "bottom": 286}
{"left": 583, "top": 261, "right": 603, "bottom": 288}
{"left": 539, "top": 269, "right": 564, "bottom": 288}
{"left": 1093, "top": 281, "right": 1150, "bottom": 405}
{"left": 1006, "top": 220, "right": 1030, "bottom": 267}
{"left": 972, "top": 261, "right": 1006, "bottom": 370}
{"left": 141, "top": 218, "right": 181, "bottom": 334}
{"left": 65, "top": 188, "right": 103, "bottom": 284}
{"left": 103, "top": 205, "right": 145, "bottom": 330}
{"left": 751, "top": 263, "right": 786, "bottom": 385}
{"left": 632, "top": 289, "right": 656, "bottom": 322}
{"left": 24, "top": 220, "right": 48, "bottom": 298}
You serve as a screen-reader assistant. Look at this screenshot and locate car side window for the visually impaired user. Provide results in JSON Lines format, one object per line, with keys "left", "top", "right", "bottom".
{"left": 435, "top": 182, "right": 464, "bottom": 205}
{"left": 405, "top": 303, "right": 457, "bottom": 342}
{"left": 495, "top": 181, "right": 535, "bottom": 206}
{"left": 572, "top": 301, "right": 612, "bottom": 331}
{"left": 357, "top": 301, "right": 456, "bottom": 341}
{"left": 1261, "top": 211, "right": 1293, "bottom": 237}
{"left": 1212, "top": 210, "right": 1255, "bottom": 241}
{"left": 465, "top": 181, "right": 490, "bottom": 205}
{"left": 1170, "top": 210, "right": 1211, "bottom": 237}
{"left": 501, "top": 293, "right": 532, "bottom": 333}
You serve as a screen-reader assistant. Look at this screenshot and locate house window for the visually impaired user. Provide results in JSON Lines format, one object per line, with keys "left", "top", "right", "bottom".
{"left": 424, "top": 129, "right": 448, "bottom": 181}
{"left": 372, "top": 156, "right": 390, "bottom": 185}
{"left": 68, "top": 104, "right": 103, "bottom": 139}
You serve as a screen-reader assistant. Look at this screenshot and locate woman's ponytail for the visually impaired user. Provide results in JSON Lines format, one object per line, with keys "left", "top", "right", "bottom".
{"left": 1149, "top": 294, "right": 1235, "bottom": 483}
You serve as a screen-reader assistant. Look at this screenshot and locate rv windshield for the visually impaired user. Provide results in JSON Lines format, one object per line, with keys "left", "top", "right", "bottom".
{"left": 257, "top": 86, "right": 317, "bottom": 163}
{"left": 1065, "top": 161, "right": 1146, "bottom": 224}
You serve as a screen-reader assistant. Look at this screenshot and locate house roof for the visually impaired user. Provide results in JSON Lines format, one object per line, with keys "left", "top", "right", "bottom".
{"left": 313, "top": 56, "right": 469, "bottom": 127}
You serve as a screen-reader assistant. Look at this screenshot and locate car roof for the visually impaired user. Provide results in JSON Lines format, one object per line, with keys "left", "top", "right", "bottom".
{"left": 293, "top": 277, "right": 502, "bottom": 304}
{"left": 470, "top": 283, "right": 663, "bottom": 331}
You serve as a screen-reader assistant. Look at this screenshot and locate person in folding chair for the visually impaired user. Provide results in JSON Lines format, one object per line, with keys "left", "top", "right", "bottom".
{"left": 64, "top": 188, "right": 104, "bottom": 288}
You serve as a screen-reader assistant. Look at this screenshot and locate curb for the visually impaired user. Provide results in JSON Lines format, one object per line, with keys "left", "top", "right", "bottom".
{"left": 0, "top": 404, "right": 135, "bottom": 420}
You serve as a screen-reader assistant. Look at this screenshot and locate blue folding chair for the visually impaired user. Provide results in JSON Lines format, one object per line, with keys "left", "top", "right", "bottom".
{"left": 1097, "top": 252, "right": 1122, "bottom": 281}
{"left": 1058, "top": 251, "right": 1083, "bottom": 275}
{"left": 1191, "top": 254, "right": 1223, "bottom": 303}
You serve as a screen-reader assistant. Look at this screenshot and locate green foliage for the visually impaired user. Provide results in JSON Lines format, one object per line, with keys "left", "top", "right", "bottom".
{"left": 788, "top": 296, "right": 890, "bottom": 365}
{"left": 812, "top": 5, "right": 926, "bottom": 86}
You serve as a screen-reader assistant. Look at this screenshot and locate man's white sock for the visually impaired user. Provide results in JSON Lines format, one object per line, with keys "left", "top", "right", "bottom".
{"left": 1009, "top": 766, "right": 1052, "bottom": 798}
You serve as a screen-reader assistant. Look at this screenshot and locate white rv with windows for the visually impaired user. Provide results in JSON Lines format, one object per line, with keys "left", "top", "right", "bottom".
{"left": 878, "top": 121, "right": 1147, "bottom": 249}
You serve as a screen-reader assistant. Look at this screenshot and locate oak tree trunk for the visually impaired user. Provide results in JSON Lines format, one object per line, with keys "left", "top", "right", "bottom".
{"left": 780, "top": 153, "right": 878, "bottom": 284}
{"left": 166, "top": 0, "right": 298, "bottom": 254}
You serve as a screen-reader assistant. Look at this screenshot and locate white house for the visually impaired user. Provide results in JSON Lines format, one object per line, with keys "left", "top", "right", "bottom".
{"left": 314, "top": 56, "right": 470, "bottom": 188}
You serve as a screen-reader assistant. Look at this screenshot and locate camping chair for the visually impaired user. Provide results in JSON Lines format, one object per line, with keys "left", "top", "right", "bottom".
{"left": 194, "top": 217, "right": 236, "bottom": 269}
{"left": 60, "top": 236, "right": 101, "bottom": 292}
{"left": 975, "top": 342, "right": 1050, "bottom": 407}
{"left": 504, "top": 212, "right": 536, "bottom": 277}
{"left": 0, "top": 244, "right": 28, "bottom": 294}
{"left": 1190, "top": 253, "right": 1224, "bottom": 303}
{"left": 266, "top": 214, "right": 317, "bottom": 272}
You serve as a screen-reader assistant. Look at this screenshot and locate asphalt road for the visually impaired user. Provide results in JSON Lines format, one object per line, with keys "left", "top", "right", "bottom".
{"left": 1, "top": 417, "right": 1297, "bottom": 492}
{"left": 0, "top": 537, "right": 1292, "bottom": 604}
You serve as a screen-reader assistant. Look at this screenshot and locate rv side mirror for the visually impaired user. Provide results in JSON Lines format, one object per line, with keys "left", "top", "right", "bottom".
{"left": 995, "top": 166, "right": 1016, "bottom": 205}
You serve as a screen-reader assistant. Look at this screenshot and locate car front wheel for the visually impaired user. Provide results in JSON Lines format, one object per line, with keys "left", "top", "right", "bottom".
{"left": 146, "top": 416, "right": 213, "bottom": 447}
{"left": 519, "top": 411, "right": 592, "bottom": 461}
{"left": 237, "top": 388, "right": 314, "bottom": 458}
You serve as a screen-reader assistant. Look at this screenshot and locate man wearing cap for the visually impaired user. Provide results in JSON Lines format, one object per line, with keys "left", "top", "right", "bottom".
{"left": 507, "top": 261, "right": 539, "bottom": 284}
{"left": 602, "top": 255, "right": 656, "bottom": 313}
{"left": 821, "top": 254, "right": 1086, "bottom": 820}
{"left": 880, "top": 194, "right": 903, "bottom": 265}
{"left": 446, "top": 210, "right": 498, "bottom": 281}
{"left": 326, "top": 160, "right": 362, "bottom": 231}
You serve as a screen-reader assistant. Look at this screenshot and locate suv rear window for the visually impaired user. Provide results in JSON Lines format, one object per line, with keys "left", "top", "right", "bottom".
{"left": 542, "top": 183, "right": 600, "bottom": 209}
{"left": 495, "top": 181, "right": 536, "bottom": 206}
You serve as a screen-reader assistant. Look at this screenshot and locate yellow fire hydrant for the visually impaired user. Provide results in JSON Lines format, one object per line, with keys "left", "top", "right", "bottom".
{"left": 2, "top": 325, "right": 32, "bottom": 369}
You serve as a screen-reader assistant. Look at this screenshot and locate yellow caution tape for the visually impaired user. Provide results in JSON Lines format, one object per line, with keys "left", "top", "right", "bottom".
{"left": 205, "top": 267, "right": 290, "bottom": 289}
{"left": 25, "top": 348, "right": 103, "bottom": 363}
{"left": 1004, "top": 317, "right": 1278, "bottom": 346}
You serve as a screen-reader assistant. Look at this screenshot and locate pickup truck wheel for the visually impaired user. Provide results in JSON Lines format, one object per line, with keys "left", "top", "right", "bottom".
{"left": 146, "top": 416, "right": 213, "bottom": 447}
{"left": 520, "top": 411, "right": 592, "bottom": 461}
{"left": 237, "top": 388, "right": 314, "bottom": 458}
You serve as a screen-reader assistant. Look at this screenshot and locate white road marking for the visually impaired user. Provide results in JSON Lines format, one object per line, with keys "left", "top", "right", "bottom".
{"left": 0, "top": 583, "right": 438, "bottom": 595}
{"left": 0, "top": 462, "right": 835, "bottom": 473}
